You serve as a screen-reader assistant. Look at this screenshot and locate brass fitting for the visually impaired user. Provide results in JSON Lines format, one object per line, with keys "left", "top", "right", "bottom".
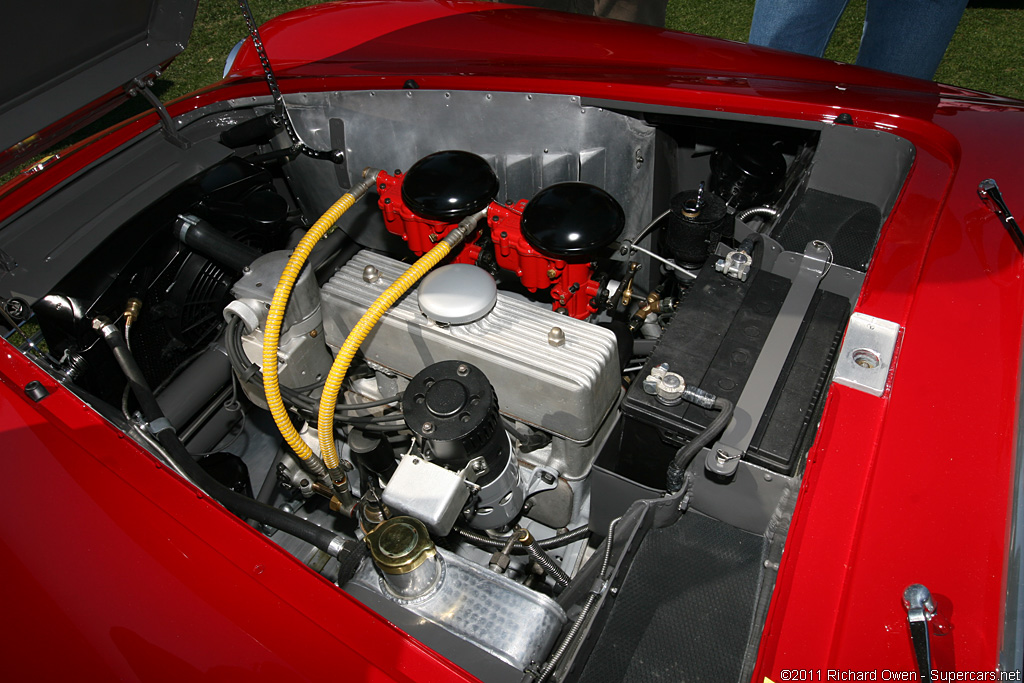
{"left": 124, "top": 297, "right": 143, "bottom": 326}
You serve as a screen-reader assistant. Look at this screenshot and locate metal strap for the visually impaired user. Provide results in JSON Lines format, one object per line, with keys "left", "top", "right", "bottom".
{"left": 705, "top": 240, "right": 831, "bottom": 477}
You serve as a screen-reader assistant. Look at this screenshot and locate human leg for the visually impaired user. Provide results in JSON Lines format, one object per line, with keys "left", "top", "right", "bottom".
{"left": 748, "top": 0, "right": 850, "bottom": 57}
{"left": 857, "top": 0, "right": 968, "bottom": 79}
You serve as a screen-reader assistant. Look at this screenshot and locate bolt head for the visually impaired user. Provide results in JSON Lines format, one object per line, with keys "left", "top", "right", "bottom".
{"left": 422, "top": 421, "right": 435, "bottom": 434}
{"left": 547, "top": 327, "right": 566, "bottom": 347}
{"left": 362, "top": 265, "right": 380, "bottom": 283}
{"left": 457, "top": 364, "right": 470, "bottom": 376}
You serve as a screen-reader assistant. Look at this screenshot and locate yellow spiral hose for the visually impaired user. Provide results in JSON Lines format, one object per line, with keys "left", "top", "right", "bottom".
{"left": 316, "top": 241, "right": 452, "bottom": 470}
{"left": 263, "top": 174, "right": 377, "bottom": 470}
{"left": 317, "top": 210, "right": 486, "bottom": 472}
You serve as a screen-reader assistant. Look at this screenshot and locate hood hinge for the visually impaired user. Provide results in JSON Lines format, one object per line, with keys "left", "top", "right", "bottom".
{"left": 125, "top": 73, "right": 189, "bottom": 149}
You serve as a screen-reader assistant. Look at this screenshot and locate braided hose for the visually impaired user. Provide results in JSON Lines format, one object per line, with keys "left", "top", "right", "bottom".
{"left": 535, "top": 517, "right": 620, "bottom": 683}
{"left": 456, "top": 525, "right": 590, "bottom": 552}
{"left": 317, "top": 210, "right": 487, "bottom": 474}
{"left": 525, "top": 541, "right": 571, "bottom": 588}
{"left": 262, "top": 172, "right": 379, "bottom": 477}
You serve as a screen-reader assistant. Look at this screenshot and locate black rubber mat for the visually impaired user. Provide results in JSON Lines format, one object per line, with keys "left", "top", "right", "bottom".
{"left": 576, "top": 511, "right": 766, "bottom": 683}
{"left": 774, "top": 189, "right": 882, "bottom": 271}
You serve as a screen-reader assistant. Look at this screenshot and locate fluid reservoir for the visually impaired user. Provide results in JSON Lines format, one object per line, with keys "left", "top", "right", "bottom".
{"left": 662, "top": 186, "right": 732, "bottom": 270}
{"left": 365, "top": 516, "right": 441, "bottom": 599}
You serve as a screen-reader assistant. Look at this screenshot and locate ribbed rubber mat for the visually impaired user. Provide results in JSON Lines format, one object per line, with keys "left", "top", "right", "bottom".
{"left": 774, "top": 189, "right": 882, "bottom": 271}
{"left": 576, "top": 512, "right": 766, "bottom": 683}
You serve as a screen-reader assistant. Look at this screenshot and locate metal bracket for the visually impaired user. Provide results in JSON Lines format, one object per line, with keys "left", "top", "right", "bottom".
{"left": 127, "top": 75, "right": 189, "bottom": 149}
{"left": 524, "top": 465, "right": 560, "bottom": 499}
{"left": 705, "top": 241, "right": 830, "bottom": 478}
{"left": 903, "top": 584, "right": 936, "bottom": 681}
{"left": 833, "top": 313, "right": 900, "bottom": 397}
{"left": 979, "top": 179, "right": 1023, "bottom": 247}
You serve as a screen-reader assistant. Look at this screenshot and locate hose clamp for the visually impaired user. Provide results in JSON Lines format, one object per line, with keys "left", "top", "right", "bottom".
{"left": 327, "top": 536, "right": 348, "bottom": 558}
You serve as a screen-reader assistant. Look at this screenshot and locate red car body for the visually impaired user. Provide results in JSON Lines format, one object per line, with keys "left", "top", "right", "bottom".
{"left": 2, "top": 1, "right": 1023, "bottom": 680}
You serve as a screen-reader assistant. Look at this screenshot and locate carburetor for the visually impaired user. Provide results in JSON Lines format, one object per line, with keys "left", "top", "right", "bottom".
{"left": 375, "top": 150, "right": 625, "bottom": 319}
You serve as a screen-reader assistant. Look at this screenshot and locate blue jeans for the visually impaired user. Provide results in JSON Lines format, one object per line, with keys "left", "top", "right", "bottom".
{"left": 748, "top": 0, "right": 968, "bottom": 80}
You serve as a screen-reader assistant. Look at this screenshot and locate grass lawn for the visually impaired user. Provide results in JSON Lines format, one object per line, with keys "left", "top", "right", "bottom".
{"left": 6, "top": 0, "right": 1024, "bottom": 182}
{"left": 159, "top": 0, "right": 1024, "bottom": 104}
{"left": 665, "top": 0, "right": 1024, "bottom": 100}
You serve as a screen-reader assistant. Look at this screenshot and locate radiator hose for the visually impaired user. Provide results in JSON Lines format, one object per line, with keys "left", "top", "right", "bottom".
{"left": 96, "top": 320, "right": 347, "bottom": 557}
{"left": 316, "top": 209, "right": 487, "bottom": 485}
{"left": 261, "top": 171, "right": 379, "bottom": 484}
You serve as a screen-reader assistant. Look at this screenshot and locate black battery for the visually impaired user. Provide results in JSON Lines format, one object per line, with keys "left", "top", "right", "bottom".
{"left": 615, "top": 258, "right": 849, "bottom": 488}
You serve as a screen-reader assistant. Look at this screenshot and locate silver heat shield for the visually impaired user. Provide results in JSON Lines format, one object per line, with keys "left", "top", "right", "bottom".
{"left": 320, "top": 251, "right": 619, "bottom": 442}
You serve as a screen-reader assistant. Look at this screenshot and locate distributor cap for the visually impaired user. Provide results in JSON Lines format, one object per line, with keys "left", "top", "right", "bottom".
{"left": 520, "top": 182, "right": 625, "bottom": 258}
{"left": 401, "top": 150, "right": 499, "bottom": 222}
{"left": 402, "top": 360, "right": 507, "bottom": 479}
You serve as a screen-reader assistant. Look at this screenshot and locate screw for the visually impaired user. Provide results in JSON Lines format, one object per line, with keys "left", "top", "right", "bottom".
{"left": 457, "top": 364, "right": 470, "bottom": 376}
{"left": 300, "top": 479, "right": 309, "bottom": 487}
{"left": 472, "top": 460, "right": 488, "bottom": 474}
{"left": 362, "top": 265, "right": 380, "bottom": 283}
{"left": 548, "top": 327, "right": 566, "bottom": 347}
{"left": 309, "top": 329, "right": 318, "bottom": 338}
{"left": 422, "top": 422, "right": 435, "bottom": 434}
{"left": 547, "top": 268, "right": 558, "bottom": 279}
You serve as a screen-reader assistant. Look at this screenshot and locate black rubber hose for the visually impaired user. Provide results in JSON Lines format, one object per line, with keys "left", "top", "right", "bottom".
{"left": 175, "top": 215, "right": 262, "bottom": 274}
{"left": 97, "top": 321, "right": 344, "bottom": 556}
{"left": 456, "top": 525, "right": 590, "bottom": 553}
{"left": 665, "top": 397, "right": 735, "bottom": 493}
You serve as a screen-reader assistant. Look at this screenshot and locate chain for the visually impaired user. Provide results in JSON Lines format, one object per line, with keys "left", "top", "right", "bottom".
{"left": 235, "top": 0, "right": 345, "bottom": 163}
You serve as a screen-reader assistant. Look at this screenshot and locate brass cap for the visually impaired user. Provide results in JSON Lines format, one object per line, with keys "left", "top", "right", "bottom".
{"left": 365, "top": 516, "right": 436, "bottom": 575}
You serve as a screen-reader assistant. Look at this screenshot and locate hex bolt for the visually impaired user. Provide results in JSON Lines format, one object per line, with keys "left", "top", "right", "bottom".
{"left": 422, "top": 421, "right": 435, "bottom": 434}
{"left": 457, "top": 364, "right": 470, "bottom": 377}
{"left": 548, "top": 327, "right": 566, "bottom": 347}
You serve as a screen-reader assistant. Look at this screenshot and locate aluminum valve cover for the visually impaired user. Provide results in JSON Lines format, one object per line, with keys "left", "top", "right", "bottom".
{"left": 321, "top": 251, "right": 619, "bottom": 442}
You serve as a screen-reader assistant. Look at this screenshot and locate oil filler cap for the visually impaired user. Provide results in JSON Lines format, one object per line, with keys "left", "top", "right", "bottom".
{"left": 418, "top": 264, "right": 497, "bottom": 324}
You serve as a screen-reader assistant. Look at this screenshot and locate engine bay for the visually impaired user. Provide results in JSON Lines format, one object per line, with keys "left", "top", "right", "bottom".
{"left": 0, "top": 89, "right": 913, "bottom": 682}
